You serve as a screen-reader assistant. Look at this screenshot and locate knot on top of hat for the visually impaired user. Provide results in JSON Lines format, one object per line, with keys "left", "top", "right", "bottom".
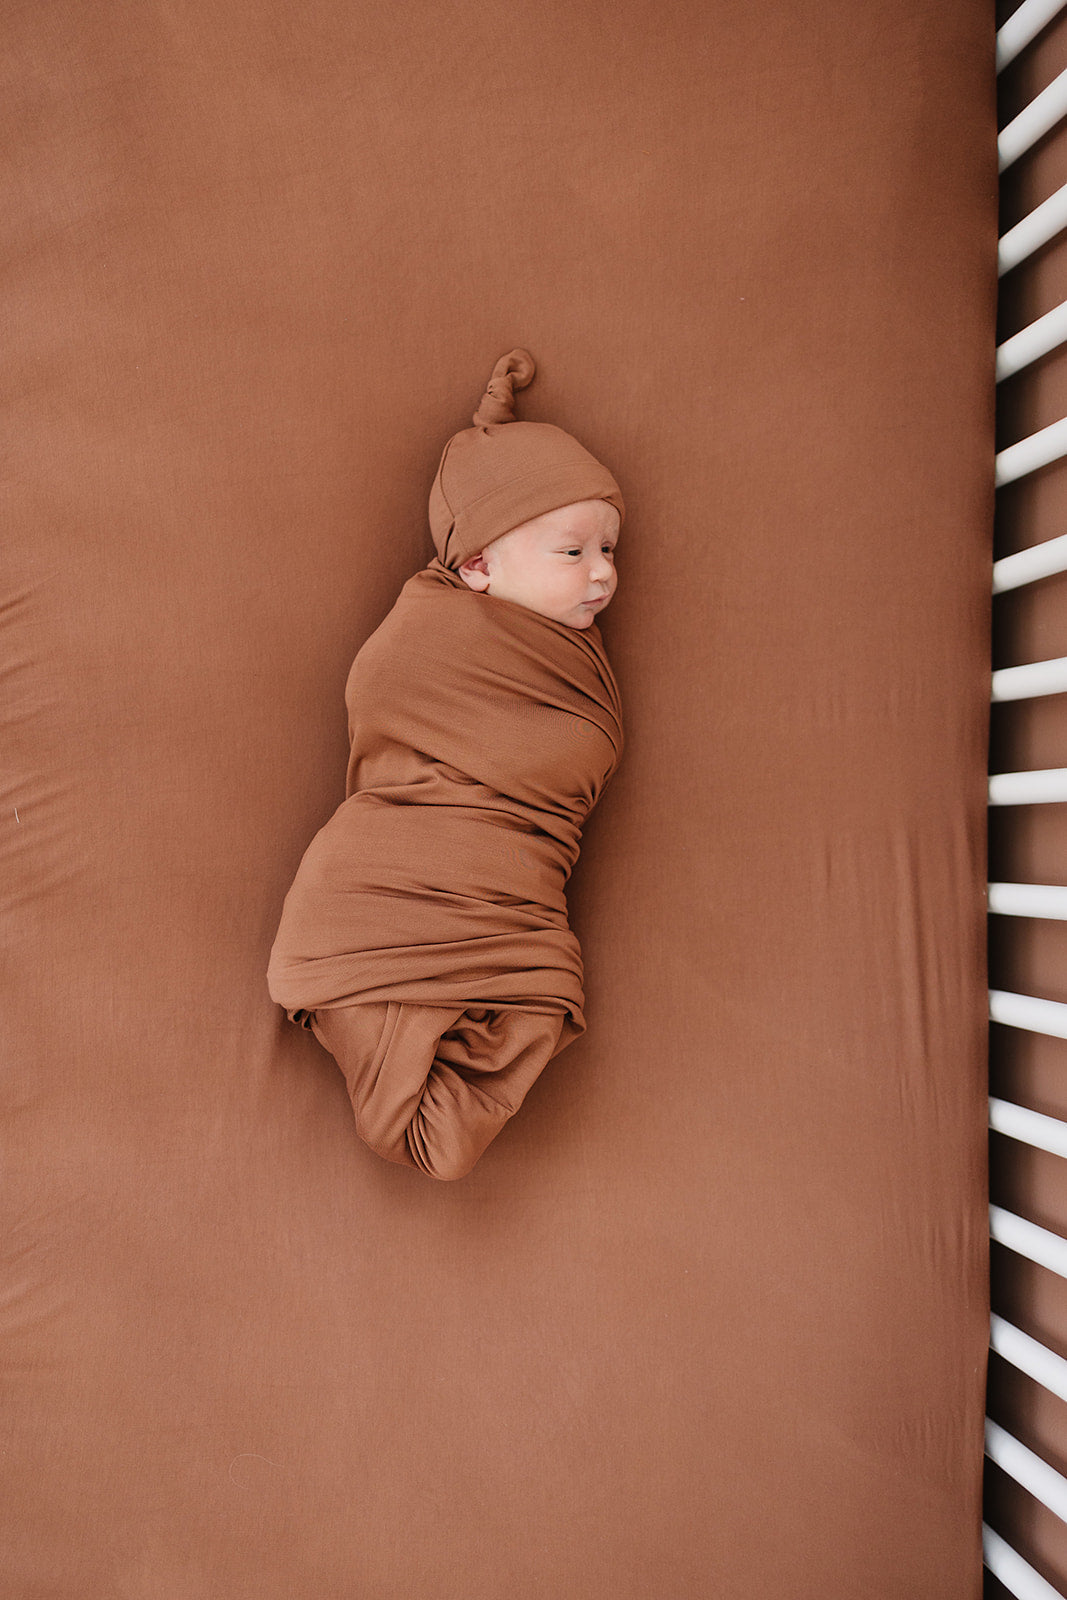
{"left": 471, "top": 348, "right": 536, "bottom": 427}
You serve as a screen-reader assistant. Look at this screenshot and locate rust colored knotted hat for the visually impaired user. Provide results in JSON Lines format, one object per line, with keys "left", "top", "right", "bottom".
{"left": 428, "top": 348, "right": 625, "bottom": 571}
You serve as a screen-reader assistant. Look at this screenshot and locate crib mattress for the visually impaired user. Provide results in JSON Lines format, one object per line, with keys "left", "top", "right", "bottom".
{"left": 0, "top": 3, "right": 996, "bottom": 1595}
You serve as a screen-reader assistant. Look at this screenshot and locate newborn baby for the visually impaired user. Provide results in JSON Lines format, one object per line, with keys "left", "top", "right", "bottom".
{"left": 267, "top": 349, "right": 625, "bottom": 1181}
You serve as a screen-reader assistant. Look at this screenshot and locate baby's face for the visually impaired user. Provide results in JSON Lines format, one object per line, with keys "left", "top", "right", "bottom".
{"left": 457, "top": 500, "right": 620, "bottom": 630}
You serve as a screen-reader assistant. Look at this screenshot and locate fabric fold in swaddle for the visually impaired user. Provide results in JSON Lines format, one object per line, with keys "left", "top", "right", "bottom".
{"left": 266, "top": 555, "right": 624, "bottom": 1062}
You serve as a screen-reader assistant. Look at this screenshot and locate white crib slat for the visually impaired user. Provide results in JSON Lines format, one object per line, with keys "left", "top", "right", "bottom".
{"left": 998, "top": 0, "right": 1067, "bottom": 72}
{"left": 997, "top": 419, "right": 1067, "bottom": 486}
{"left": 991, "top": 1097, "right": 1067, "bottom": 1158}
{"left": 988, "top": 1419, "right": 1067, "bottom": 1523}
{"left": 990, "top": 990, "right": 1067, "bottom": 1039}
{"left": 984, "top": 1523, "right": 1067, "bottom": 1600}
{"left": 992, "top": 1315, "right": 1067, "bottom": 1406}
{"left": 1000, "top": 66, "right": 1067, "bottom": 170}
{"left": 1000, "top": 183, "right": 1067, "bottom": 274}
{"left": 991, "top": 1205, "right": 1067, "bottom": 1279}
{"left": 989, "top": 883, "right": 1067, "bottom": 918}
{"left": 994, "top": 533, "right": 1067, "bottom": 591}
{"left": 994, "top": 657, "right": 1067, "bottom": 700}
{"left": 997, "top": 304, "right": 1067, "bottom": 382}
{"left": 989, "top": 769, "right": 1067, "bottom": 805}
{"left": 994, "top": 657, "right": 1067, "bottom": 699}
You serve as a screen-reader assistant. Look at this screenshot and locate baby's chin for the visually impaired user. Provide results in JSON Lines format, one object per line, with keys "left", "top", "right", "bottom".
{"left": 534, "top": 602, "right": 600, "bottom": 630}
{"left": 486, "top": 586, "right": 606, "bottom": 629}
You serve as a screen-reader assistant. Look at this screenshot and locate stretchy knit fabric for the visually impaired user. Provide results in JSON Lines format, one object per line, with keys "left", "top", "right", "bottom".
{"left": 309, "top": 1001, "right": 565, "bottom": 1180}
{"left": 267, "top": 554, "right": 624, "bottom": 1176}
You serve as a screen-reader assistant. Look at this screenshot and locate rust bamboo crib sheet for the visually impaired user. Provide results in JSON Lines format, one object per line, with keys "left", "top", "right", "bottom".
{"left": 267, "top": 552, "right": 624, "bottom": 1170}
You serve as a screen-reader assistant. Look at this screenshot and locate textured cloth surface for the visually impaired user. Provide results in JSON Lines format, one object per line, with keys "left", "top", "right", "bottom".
{"left": 0, "top": 1, "right": 995, "bottom": 1595}
{"left": 309, "top": 1000, "right": 564, "bottom": 1180}
{"left": 268, "top": 555, "right": 623, "bottom": 1053}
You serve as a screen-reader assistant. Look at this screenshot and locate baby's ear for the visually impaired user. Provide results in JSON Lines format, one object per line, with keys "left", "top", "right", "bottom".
{"left": 457, "top": 554, "right": 491, "bottom": 592}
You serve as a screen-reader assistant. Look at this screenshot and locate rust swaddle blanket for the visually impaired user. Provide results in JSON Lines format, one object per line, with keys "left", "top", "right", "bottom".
{"left": 267, "top": 553, "right": 624, "bottom": 1177}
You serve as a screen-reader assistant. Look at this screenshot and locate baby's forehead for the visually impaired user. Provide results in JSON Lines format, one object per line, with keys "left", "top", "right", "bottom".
{"left": 557, "top": 498, "right": 619, "bottom": 521}
{"left": 528, "top": 501, "right": 619, "bottom": 537}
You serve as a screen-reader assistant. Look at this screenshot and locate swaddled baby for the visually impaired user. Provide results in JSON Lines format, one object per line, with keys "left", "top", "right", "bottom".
{"left": 267, "top": 349, "right": 624, "bottom": 1180}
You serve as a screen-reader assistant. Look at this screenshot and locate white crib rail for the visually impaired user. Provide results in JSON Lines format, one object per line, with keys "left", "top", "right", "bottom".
{"left": 987, "top": 9, "right": 1067, "bottom": 1593}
